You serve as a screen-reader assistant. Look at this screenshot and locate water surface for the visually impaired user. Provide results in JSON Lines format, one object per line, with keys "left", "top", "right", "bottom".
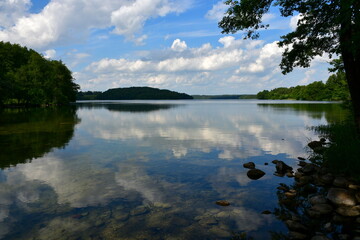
{"left": 0, "top": 100, "right": 348, "bottom": 239}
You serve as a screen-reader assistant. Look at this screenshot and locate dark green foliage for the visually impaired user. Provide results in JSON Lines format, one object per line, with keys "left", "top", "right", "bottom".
{"left": 256, "top": 71, "right": 350, "bottom": 101}
{"left": 95, "top": 87, "right": 193, "bottom": 100}
{"left": 0, "top": 41, "right": 79, "bottom": 106}
{"left": 76, "top": 91, "right": 102, "bottom": 100}
{"left": 312, "top": 121, "right": 360, "bottom": 179}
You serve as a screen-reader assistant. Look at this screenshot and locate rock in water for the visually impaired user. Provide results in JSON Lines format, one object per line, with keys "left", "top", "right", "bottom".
{"left": 275, "top": 161, "right": 293, "bottom": 174}
{"left": 243, "top": 162, "right": 255, "bottom": 169}
{"left": 247, "top": 169, "right": 266, "bottom": 180}
{"left": 327, "top": 188, "right": 357, "bottom": 206}
{"left": 215, "top": 200, "right": 230, "bottom": 206}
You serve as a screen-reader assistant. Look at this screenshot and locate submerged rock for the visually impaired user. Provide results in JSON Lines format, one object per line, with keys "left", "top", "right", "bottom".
{"left": 215, "top": 200, "right": 230, "bottom": 206}
{"left": 247, "top": 169, "right": 266, "bottom": 180}
{"left": 311, "top": 204, "right": 333, "bottom": 215}
{"left": 327, "top": 188, "right": 357, "bottom": 206}
{"left": 336, "top": 205, "right": 360, "bottom": 217}
{"left": 243, "top": 162, "right": 255, "bottom": 169}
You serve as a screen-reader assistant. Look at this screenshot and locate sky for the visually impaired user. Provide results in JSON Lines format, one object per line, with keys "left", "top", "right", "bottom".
{"left": 0, "top": 0, "right": 332, "bottom": 94}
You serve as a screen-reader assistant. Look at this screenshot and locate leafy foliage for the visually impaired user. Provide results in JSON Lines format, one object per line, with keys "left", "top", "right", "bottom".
{"left": 95, "top": 87, "right": 193, "bottom": 100}
{"left": 257, "top": 71, "right": 350, "bottom": 101}
{"left": 0, "top": 41, "right": 79, "bottom": 106}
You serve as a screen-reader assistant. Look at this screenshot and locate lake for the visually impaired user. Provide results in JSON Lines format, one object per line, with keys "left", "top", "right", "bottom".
{"left": 0, "top": 100, "right": 348, "bottom": 239}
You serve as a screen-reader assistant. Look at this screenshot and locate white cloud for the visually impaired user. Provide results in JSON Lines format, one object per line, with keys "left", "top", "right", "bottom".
{"left": 290, "top": 14, "right": 303, "bottom": 31}
{"left": 171, "top": 39, "right": 187, "bottom": 52}
{"left": 0, "top": 0, "right": 31, "bottom": 28}
{"left": 76, "top": 36, "right": 330, "bottom": 93}
{"left": 43, "top": 49, "right": 56, "bottom": 59}
{"left": 0, "top": 0, "right": 190, "bottom": 49}
{"left": 205, "top": 1, "right": 227, "bottom": 21}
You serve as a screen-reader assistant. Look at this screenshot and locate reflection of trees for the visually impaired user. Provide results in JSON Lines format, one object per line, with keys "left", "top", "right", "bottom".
{"left": 257, "top": 103, "right": 349, "bottom": 123}
{"left": 0, "top": 107, "right": 80, "bottom": 168}
{"left": 76, "top": 102, "right": 179, "bottom": 112}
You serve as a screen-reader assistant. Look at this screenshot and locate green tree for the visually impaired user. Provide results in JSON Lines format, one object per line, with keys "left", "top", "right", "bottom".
{"left": 219, "top": 0, "right": 360, "bottom": 130}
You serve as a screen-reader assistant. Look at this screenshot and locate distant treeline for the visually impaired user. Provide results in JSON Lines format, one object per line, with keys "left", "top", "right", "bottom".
{"left": 192, "top": 95, "right": 256, "bottom": 99}
{"left": 257, "top": 71, "right": 350, "bottom": 101}
{"left": 77, "top": 87, "right": 193, "bottom": 100}
{"left": 0, "top": 42, "right": 79, "bottom": 106}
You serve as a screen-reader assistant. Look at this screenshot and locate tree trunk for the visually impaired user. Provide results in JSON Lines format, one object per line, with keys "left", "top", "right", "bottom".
{"left": 340, "top": 0, "right": 360, "bottom": 133}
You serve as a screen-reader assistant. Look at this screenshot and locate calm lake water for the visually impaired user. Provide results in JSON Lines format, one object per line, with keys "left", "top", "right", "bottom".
{"left": 0, "top": 100, "right": 348, "bottom": 240}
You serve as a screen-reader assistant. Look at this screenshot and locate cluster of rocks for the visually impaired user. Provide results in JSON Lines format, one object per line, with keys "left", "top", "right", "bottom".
{"left": 275, "top": 158, "right": 360, "bottom": 239}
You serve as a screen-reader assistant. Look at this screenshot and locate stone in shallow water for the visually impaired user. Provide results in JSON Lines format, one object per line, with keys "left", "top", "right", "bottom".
{"left": 336, "top": 205, "right": 360, "bottom": 217}
{"left": 311, "top": 204, "right": 333, "bottom": 215}
{"left": 215, "top": 200, "right": 230, "bottom": 206}
{"left": 246, "top": 169, "right": 265, "bottom": 180}
{"left": 285, "top": 220, "right": 308, "bottom": 232}
{"left": 289, "top": 231, "right": 308, "bottom": 239}
{"left": 309, "top": 195, "right": 328, "bottom": 205}
{"left": 243, "top": 162, "right": 255, "bottom": 169}
{"left": 327, "top": 188, "right": 357, "bottom": 206}
{"left": 333, "top": 177, "right": 349, "bottom": 188}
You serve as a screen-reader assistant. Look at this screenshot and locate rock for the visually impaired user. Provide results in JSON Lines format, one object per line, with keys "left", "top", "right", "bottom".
{"left": 286, "top": 172, "right": 294, "bottom": 178}
{"left": 294, "top": 171, "right": 303, "bottom": 179}
{"left": 307, "top": 209, "right": 322, "bottom": 218}
{"left": 333, "top": 177, "right": 349, "bottom": 188}
{"left": 309, "top": 195, "right": 328, "bottom": 205}
{"left": 311, "top": 204, "right": 333, "bottom": 215}
{"left": 300, "top": 163, "right": 319, "bottom": 175}
{"left": 319, "top": 173, "right": 334, "bottom": 185}
{"left": 332, "top": 214, "right": 353, "bottom": 224}
{"left": 261, "top": 210, "right": 271, "bottom": 214}
{"left": 336, "top": 205, "right": 360, "bottom": 217}
{"left": 130, "top": 206, "right": 149, "bottom": 216}
{"left": 308, "top": 140, "right": 323, "bottom": 150}
{"left": 289, "top": 231, "right": 308, "bottom": 239}
{"left": 285, "top": 191, "right": 297, "bottom": 199}
{"left": 298, "top": 161, "right": 307, "bottom": 167}
{"left": 298, "top": 157, "right": 306, "bottom": 161}
{"left": 264, "top": 162, "right": 269, "bottom": 165}
{"left": 349, "top": 184, "right": 360, "bottom": 190}
{"left": 247, "top": 169, "right": 265, "bottom": 180}
{"left": 215, "top": 200, "right": 230, "bottom": 206}
{"left": 275, "top": 161, "right": 293, "bottom": 174}
{"left": 356, "top": 192, "right": 360, "bottom": 203}
{"left": 285, "top": 220, "right": 308, "bottom": 232}
{"left": 272, "top": 160, "right": 279, "bottom": 164}
{"left": 327, "top": 188, "right": 357, "bottom": 206}
{"left": 357, "top": 217, "right": 360, "bottom": 224}
{"left": 243, "top": 162, "right": 255, "bottom": 169}
{"left": 299, "top": 176, "right": 312, "bottom": 185}
{"left": 311, "top": 236, "right": 331, "bottom": 240}
{"left": 199, "top": 217, "right": 218, "bottom": 226}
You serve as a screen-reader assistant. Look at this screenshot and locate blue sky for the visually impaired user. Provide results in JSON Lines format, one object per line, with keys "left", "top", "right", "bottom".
{"left": 0, "top": 0, "right": 332, "bottom": 94}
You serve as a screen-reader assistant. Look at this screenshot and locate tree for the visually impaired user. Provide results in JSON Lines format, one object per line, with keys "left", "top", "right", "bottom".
{"left": 219, "top": 0, "right": 360, "bottom": 130}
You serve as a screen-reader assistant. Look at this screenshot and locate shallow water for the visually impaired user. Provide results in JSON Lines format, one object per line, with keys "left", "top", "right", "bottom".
{"left": 0, "top": 100, "right": 348, "bottom": 239}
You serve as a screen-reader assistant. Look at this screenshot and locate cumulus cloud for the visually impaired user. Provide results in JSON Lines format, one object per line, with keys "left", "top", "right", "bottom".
{"left": 0, "top": 0, "right": 190, "bottom": 49}
{"left": 171, "top": 39, "right": 187, "bottom": 52}
{"left": 0, "top": 0, "right": 31, "bottom": 28}
{"left": 76, "top": 36, "right": 330, "bottom": 93}
{"left": 43, "top": 49, "right": 56, "bottom": 59}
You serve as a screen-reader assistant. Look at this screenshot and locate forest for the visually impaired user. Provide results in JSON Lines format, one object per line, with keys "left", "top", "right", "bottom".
{"left": 0, "top": 42, "right": 79, "bottom": 106}
{"left": 77, "top": 87, "right": 193, "bottom": 100}
{"left": 257, "top": 71, "right": 350, "bottom": 101}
